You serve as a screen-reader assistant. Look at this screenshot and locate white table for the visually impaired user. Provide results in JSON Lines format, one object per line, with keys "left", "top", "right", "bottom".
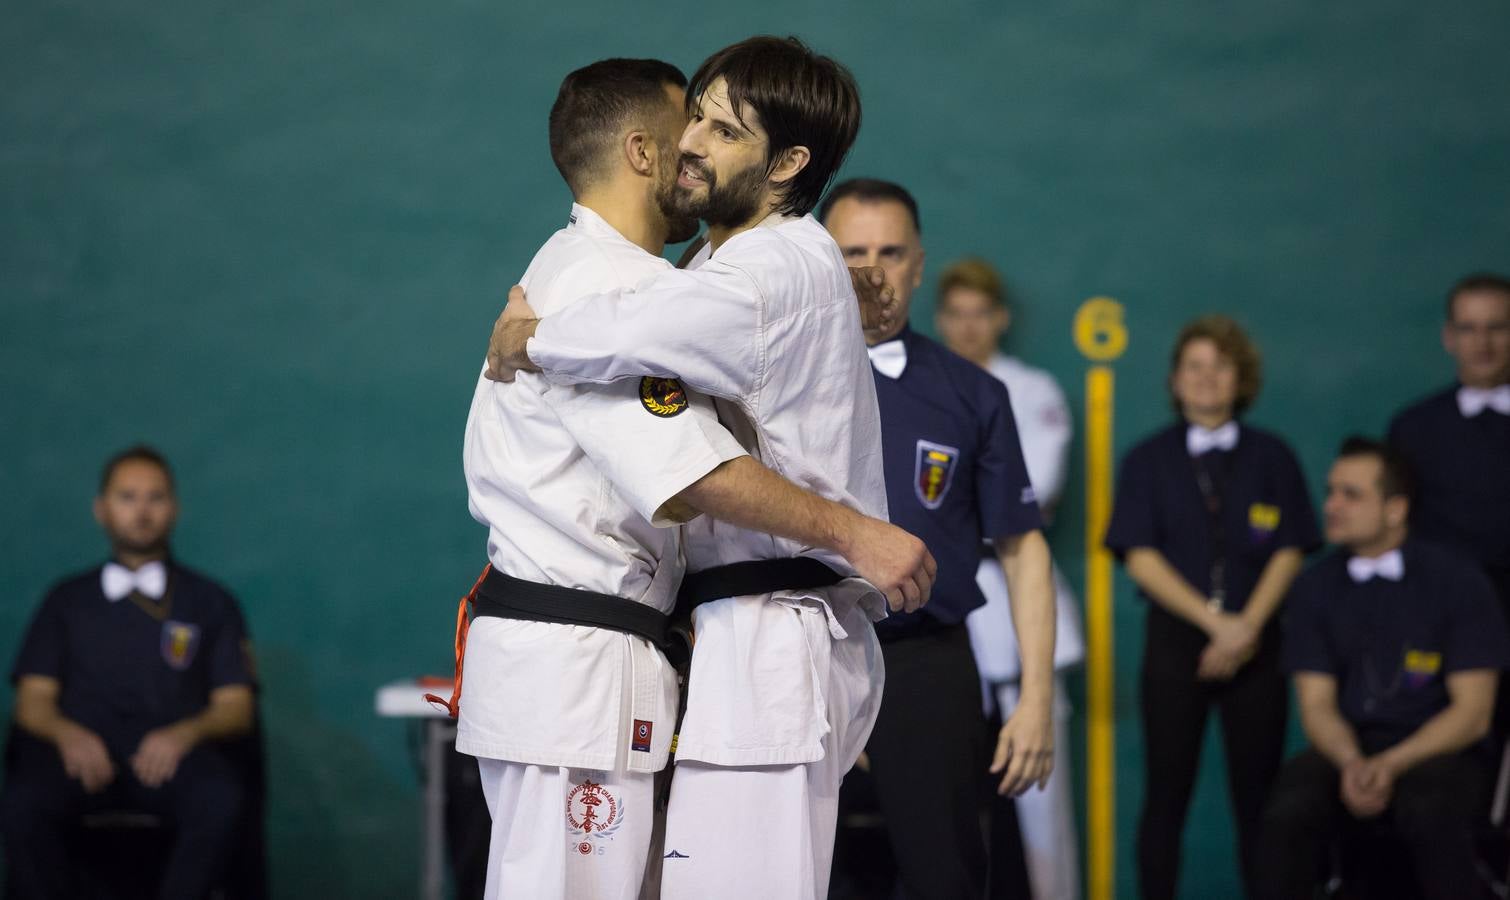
{"left": 375, "top": 679, "right": 456, "bottom": 900}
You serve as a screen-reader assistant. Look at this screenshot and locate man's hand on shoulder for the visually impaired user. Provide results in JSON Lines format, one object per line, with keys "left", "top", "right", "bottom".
{"left": 485, "top": 285, "right": 541, "bottom": 383}
{"left": 839, "top": 515, "right": 935, "bottom": 613}
{"left": 849, "top": 266, "right": 900, "bottom": 335}
{"left": 131, "top": 722, "right": 199, "bottom": 788}
{"left": 56, "top": 721, "right": 115, "bottom": 794}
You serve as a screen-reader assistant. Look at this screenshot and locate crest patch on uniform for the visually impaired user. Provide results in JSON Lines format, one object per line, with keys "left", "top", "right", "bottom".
{"left": 160, "top": 620, "right": 200, "bottom": 671}
{"left": 566, "top": 778, "right": 624, "bottom": 855}
{"left": 1403, "top": 649, "right": 1442, "bottom": 689}
{"left": 631, "top": 719, "right": 653, "bottom": 752}
{"left": 1248, "top": 503, "right": 1281, "bottom": 542}
{"left": 915, "top": 440, "right": 961, "bottom": 510}
{"left": 639, "top": 377, "right": 688, "bottom": 418}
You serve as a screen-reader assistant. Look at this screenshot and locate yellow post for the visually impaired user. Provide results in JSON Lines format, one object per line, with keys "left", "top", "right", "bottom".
{"left": 1073, "top": 297, "right": 1127, "bottom": 900}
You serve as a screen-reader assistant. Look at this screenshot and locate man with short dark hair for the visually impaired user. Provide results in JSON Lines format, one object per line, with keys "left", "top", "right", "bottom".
{"left": 1255, "top": 437, "right": 1508, "bottom": 899}
{"left": 454, "top": 50, "right": 930, "bottom": 900}
{"left": 820, "top": 178, "right": 1057, "bottom": 900}
{"left": 1388, "top": 273, "right": 1510, "bottom": 610}
{"left": 485, "top": 36, "right": 935, "bottom": 900}
{"left": 1, "top": 446, "right": 256, "bottom": 900}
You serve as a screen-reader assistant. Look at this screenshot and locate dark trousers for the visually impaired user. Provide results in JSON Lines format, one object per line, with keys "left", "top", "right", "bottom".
{"left": 1137, "top": 611, "right": 1287, "bottom": 900}
{"left": 1254, "top": 748, "right": 1489, "bottom": 900}
{"left": 0, "top": 735, "right": 245, "bottom": 900}
{"left": 865, "top": 624, "right": 992, "bottom": 900}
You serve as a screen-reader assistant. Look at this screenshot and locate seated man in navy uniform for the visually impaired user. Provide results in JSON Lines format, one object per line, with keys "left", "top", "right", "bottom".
{"left": 1256, "top": 437, "right": 1509, "bottom": 900}
{"left": 1, "top": 445, "right": 255, "bottom": 900}
{"left": 821, "top": 178, "right": 1056, "bottom": 900}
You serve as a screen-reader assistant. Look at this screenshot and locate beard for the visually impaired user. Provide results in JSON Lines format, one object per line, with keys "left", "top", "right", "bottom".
{"left": 106, "top": 517, "right": 172, "bottom": 558}
{"left": 667, "top": 154, "right": 767, "bottom": 230}
{"left": 654, "top": 151, "right": 701, "bottom": 245}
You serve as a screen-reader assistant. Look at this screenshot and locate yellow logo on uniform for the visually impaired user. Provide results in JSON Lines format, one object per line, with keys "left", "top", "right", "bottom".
{"left": 1403, "top": 650, "right": 1442, "bottom": 675}
{"left": 639, "top": 377, "right": 689, "bottom": 418}
{"left": 1249, "top": 503, "right": 1281, "bottom": 531}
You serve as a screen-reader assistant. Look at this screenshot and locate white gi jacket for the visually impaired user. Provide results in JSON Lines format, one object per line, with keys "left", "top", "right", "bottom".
{"left": 528, "top": 213, "right": 890, "bottom": 767}
{"left": 456, "top": 204, "right": 746, "bottom": 774}
{"left": 969, "top": 353, "right": 1087, "bottom": 678}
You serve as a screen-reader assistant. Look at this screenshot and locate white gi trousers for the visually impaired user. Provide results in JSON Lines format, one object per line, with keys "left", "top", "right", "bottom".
{"left": 476, "top": 758, "right": 655, "bottom": 900}
{"left": 660, "top": 593, "right": 884, "bottom": 900}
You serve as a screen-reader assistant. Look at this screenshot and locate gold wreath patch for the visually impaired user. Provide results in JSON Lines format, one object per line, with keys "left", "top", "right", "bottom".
{"left": 639, "top": 377, "right": 688, "bottom": 417}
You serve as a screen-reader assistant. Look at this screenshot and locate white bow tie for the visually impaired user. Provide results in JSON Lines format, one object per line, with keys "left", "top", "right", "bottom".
{"left": 101, "top": 560, "right": 168, "bottom": 602}
{"left": 1458, "top": 385, "right": 1510, "bottom": 418}
{"left": 868, "top": 339, "right": 908, "bottom": 380}
{"left": 1187, "top": 422, "right": 1239, "bottom": 456}
{"left": 1347, "top": 549, "right": 1405, "bottom": 584}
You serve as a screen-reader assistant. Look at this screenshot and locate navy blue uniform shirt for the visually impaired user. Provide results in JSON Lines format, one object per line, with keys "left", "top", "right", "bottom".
{"left": 10, "top": 561, "right": 253, "bottom": 755}
{"left": 871, "top": 327, "right": 1042, "bottom": 638}
{"left": 1104, "top": 422, "right": 1321, "bottom": 615}
{"left": 1282, "top": 539, "right": 1510, "bottom": 751}
{"left": 1388, "top": 386, "right": 1510, "bottom": 597}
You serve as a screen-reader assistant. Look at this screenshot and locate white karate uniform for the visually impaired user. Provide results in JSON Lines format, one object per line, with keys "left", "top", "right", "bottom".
{"left": 527, "top": 213, "right": 889, "bottom": 900}
{"left": 966, "top": 352, "right": 1083, "bottom": 900}
{"left": 458, "top": 204, "right": 746, "bottom": 900}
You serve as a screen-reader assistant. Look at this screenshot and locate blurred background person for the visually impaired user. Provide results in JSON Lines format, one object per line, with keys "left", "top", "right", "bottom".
{"left": 1387, "top": 273, "right": 1510, "bottom": 615}
{"left": 822, "top": 179, "right": 1055, "bottom": 900}
{"left": 0, "top": 446, "right": 258, "bottom": 900}
{"left": 1257, "top": 437, "right": 1507, "bottom": 900}
{"left": 935, "top": 257, "right": 1084, "bottom": 900}
{"left": 1104, "top": 316, "right": 1321, "bottom": 899}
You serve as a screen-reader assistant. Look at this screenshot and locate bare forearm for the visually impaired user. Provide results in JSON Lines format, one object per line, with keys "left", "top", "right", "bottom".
{"left": 1378, "top": 677, "right": 1496, "bottom": 776}
{"left": 675, "top": 456, "right": 855, "bottom": 555}
{"left": 1240, "top": 548, "right": 1304, "bottom": 630}
{"left": 1125, "top": 548, "right": 1217, "bottom": 634}
{"left": 1301, "top": 704, "right": 1365, "bottom": 769}
{"left": 998, "top": 530, "right": 1056, "bottom": 704}
{"left": 175, "top": 688, "right": 254, "bottom": 744}
{"left": 14, "top": 694, "right": 76, "bottom": 745}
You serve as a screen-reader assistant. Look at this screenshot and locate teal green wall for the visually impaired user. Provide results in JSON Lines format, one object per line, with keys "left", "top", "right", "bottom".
{"left": 3, "top": 1, "right": 1507, "bottom": 896}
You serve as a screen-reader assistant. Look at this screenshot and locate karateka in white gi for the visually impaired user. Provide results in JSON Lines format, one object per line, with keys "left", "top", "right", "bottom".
{"left": 936, "top": 257, "right": 1087, "bottom": 900}
{"left": 487, "top": 37, "right": 933, "bottom": 900}
{"left": 456, "top": 54, "right": 930, "bottom": 900}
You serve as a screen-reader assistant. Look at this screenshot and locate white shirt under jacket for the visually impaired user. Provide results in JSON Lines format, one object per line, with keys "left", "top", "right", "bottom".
{"left": 527, "top": 213, "right": 890, "bottom": 767}
{"left": 457, "top": 204, "right": 746, "bottom": 774}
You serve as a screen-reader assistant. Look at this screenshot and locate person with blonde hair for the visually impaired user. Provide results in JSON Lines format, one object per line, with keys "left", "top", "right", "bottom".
{"left": 935, "top": 256, "right": 1085, "bottom": 900}
{"left": 1104, "top": 315, "right": 1321, "bottom": 898}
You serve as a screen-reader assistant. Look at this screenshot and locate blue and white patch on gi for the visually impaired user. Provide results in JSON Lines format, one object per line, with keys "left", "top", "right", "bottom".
{"left": 915, "top": 440, "right": 961, "bottom": 510}
{"left": 160, "top": 620, "right": 200, "bottom": 671}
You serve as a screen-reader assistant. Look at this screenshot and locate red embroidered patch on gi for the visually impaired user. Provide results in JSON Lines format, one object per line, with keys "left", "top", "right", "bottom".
{"left": 631, "top": 719, "right": 652, "bottom": 752}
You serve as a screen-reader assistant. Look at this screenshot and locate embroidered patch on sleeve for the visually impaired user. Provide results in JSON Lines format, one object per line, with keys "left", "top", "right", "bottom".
{"left": 639, "top": 377, "right": 688, "bottom": 417}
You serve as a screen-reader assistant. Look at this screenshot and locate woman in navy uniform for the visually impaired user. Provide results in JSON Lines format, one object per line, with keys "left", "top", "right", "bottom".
{"left": 1104, "top": 316, "right": 1320, "bottom": 899}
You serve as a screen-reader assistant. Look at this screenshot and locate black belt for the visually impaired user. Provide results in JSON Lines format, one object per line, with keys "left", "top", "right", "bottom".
{"left": 473, "top": 567, "right": 674, "bottom": 655}
{"left": 675, "top": 557, "right": 843, "bottom": 612}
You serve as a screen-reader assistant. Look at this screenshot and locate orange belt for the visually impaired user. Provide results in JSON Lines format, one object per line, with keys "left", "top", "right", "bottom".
{"left": 422, "top": 564, "right": 492, "bottom": 718}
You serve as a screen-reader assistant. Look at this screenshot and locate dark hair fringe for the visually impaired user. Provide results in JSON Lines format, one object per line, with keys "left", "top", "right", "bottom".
{"left": 687, "top": 36, "right": 861, "bottom": 218}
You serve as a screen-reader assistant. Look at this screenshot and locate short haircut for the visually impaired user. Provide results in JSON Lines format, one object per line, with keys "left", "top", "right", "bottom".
{"left": 936, "top": 257, "right": 1009, "bottom": 311}
{"left": 1445, "top": 271, "right": 1510, "bottom": 319}
{"left": 1168, "top": 315, "right": 1264, "bottom": 416}
{"left": 548, "top": 58, "right": 687, "bottom": 197}
{"left": 1338, "top": 436, "right": 1414, "bottom": 501}
{"left": 817, "top": 178, "right": 921, "bottom": 234}
{"left": 687, "top": 36, "right": 861, "bottom": 217}
{"left": 99, "top": 444, "right": 175, "bottom": 495}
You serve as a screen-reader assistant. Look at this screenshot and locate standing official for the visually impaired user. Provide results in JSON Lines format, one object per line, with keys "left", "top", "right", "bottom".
{"left": 1104, "top": 316, "right": 1320, "bottom": 899}
{"left": 486, "top": 38, "right": 935, "bottom": 900}
{"left": 451, "top": 58, "right": 927, "bottom": 900}
{"left": 935, "top": 256, "right": 1084, "bottom": 900}
{"left": 1387, "top": 273, "right": 1510, "bottom": 610}
{"left": 1, "top": 446, "right": 255, "bottom": 900}
{"left": 821, "top": 178, "right": 1057, "bottom": 900}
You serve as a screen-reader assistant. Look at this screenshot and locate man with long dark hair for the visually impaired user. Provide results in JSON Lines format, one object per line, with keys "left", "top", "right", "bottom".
{"left": 487, "top": 36, "right": 933, "bottom": 900}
